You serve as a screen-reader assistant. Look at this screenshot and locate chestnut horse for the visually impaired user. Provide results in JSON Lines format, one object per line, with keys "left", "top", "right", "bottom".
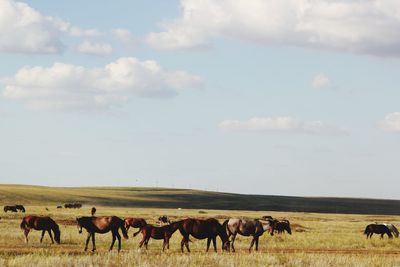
{"left": 20, "top": 215, "right": 60, "bottom": 244}
{"left": 124, "top": 217, "right": 147, "bottom": 236}
{"left": 76, "top": 216, "right": 128, "bottom": 252}
{"left": 224, "top": 218, "right": 275, "bottom": 252}
{"left": 136, "top": 220, "right": 183, "bottom": 251}
{"left": 364, "top": 223, "right": 393, "bottom": 239}
{"left": 179, "top": 218, "right": 230, "bottom": 252}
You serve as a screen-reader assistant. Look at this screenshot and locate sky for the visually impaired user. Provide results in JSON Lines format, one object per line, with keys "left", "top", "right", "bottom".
{"left": 1, "top": 0, "right": 400, "bottom": 199}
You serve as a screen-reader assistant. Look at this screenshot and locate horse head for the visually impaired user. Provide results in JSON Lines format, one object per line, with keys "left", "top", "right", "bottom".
{"left": 76, "top": 217, "right": 83, "bottom": 234}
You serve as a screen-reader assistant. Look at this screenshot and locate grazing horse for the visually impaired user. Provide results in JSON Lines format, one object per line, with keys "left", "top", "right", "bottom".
{"left": 20, "top": 215, "right": 60, "bottom": 244}
{"left": 383, "top": 223, "right": 399, "bottom": 238}
{"left": 158, "top": 215, "right": 171, "bottom": 225}
{"left": 124, "top": 217, "right": 147, "bottom": 236}
{"left": 76, "top": 216, "right": 128, "bottom": 252}
{"left": 274, "top": 220, "right": 292, "bottom": 235}
{"left": 16, "top": 205, "right": 26, "bottom": 212}
{"left": 4, "top": 205, "right": 18, "bottom": 212}
{"left": 136, "top": 221, "right": 183, "bottom": 251}
{"left": 224, "top": 218, "right": 275, "bottom": 252}
{"left": 364, "top": 223, "right": 393, "bottom": 239}
{"left": 179, "top": 218, "right": 230, "bottom": 252}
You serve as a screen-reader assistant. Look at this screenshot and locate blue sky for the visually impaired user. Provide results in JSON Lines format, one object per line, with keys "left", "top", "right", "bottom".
{"left": 1, "top": 0, "right": 400, "bottom": 198}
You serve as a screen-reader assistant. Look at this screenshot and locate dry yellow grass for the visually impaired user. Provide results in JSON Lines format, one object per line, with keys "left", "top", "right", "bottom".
{"left": 1, "top": 205, "right": 400, "bottom": 266}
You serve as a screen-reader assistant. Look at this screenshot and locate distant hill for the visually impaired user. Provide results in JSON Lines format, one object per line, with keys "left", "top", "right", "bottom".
{"left": 1, "top": 184, "right": 399, "bottom": 215}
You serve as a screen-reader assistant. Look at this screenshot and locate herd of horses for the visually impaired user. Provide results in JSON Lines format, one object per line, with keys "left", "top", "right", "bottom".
{"left": 5, "top": 205, "right": 399, "bottom": 253}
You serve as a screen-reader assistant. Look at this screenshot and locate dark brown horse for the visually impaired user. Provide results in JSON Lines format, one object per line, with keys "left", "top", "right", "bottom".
{"left": 136, "top": 221, "right": 183, "bottom": 251}
{"left": 364, "top": 223, "right": 393, "bottom": 239}
{"left": 4, "top": 205, "right": 18, "bottom": 212}
{"left": 274, "top": 220, "right": 292, "bottom": 235}
{"left": 20, "top": 215, "right": 60, "bottom": 244}
{"left": 224, "top": 218, "right": 275, "bottom": 252}
{"left": 16, "top": 205, "right": 26, "bottom": 212}
{"left": 77, "top": 216, "right": 128, "bottom": 252}
{"left": 124, "top": 217, "right": 147, "bottom": 236}
{"left": 179, "top": 218, "right": 230, "bottom": 252}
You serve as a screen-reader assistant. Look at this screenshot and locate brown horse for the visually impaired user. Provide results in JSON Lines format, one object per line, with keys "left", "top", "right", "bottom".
{"left": 124, "top": 217, "right": 147, "bottom": 236}
{"left": 364, "top": 223, "right": 393, "bottom": 239}
{"left": 274, "top": 220, "right": 292, "bottom": 235}
{"left": 76, "top": 216, "right": 128, "bottom": 252}
{"left": 179, "top": 218, "right": 230, "bottom": 252}
{"left": 224, "top": 218, "right": 275, "bottom": 252}
{"left": 136, "top": 221, "right": 183, "bottom": 251}
{"left": 20, "top": 215, "right": 60, "bottom": 244}
{"left": 4, "top": 205, "right": 18, "bottom": 212}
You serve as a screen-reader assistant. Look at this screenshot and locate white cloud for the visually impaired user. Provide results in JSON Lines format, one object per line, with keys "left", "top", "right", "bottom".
{"left": 77, "top": 41, "right": 113, "bottom": 56}
{"left": 219, "top": 116, "right": 347, "bottom": 135}
{"left": 69, "top": 27, "right": 104, "bottom": 37}
{"left": 0, "top": 0, "right": 107, "bottom": 54}
{"left": 0, "top": 0, "right": 67, "bottom": 53}
{"left": 147, "top": 0, "right": 400, "bottom": 57}
{"left": 112, "top": 28, "right": 135, "bottom": 44}
{"left": 2, "top": 57, "right": 203, "bottom": 110}
{"left": 311, "top": 73, "right": 332, "bottom": 90}
{"left": 381, "top": 112, "right": 400, "bottom": 132}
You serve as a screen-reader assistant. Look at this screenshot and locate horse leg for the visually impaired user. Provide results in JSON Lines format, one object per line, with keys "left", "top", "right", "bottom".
{"left": 116, "top": 232, "right": 121, "bottom": 252}
{"left": 231, "top": 234, "right": 237, "bottom": 252}
{"left": 133, "top": 228, "right": 141, "bottom": 237}
{"left": 47, "top": 230, "right": 54, "bottom": 244}
{"left": 184, "top": 237, "right": 190, "bottom": 252}
{"left": 212, "top": 237, "right": 217, "bottom": 252}
{"left": 206, "top": 238, "right": 211, "bottom": 252}
{"left": 40, "top": 230, "right": 45, "bottom": 243}
{"left": 180, "top": 238, "right": 185, "bottom": 252}
{"left": 92, "top": 233, "right": 96, "bottom": 252}
{"left": 85, "top": 233, "right": 91, "bottom": 251}
{"left": 109, "top": 232, "right": 116, "bottom": 251}
{"left": 255, "top": 237, "right": 259, "bottom": 251}
{"left": 24, "top": 228, "right": 30, "bottom": 243}
{"left": 249, "top": 237, "right": 256, "bottom": 252}
{"left": 139, "top": 235, "right": 146, "bottom": 248}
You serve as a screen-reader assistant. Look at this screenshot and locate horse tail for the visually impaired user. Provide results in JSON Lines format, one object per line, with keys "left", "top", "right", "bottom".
{"left": 222, "top": 219, "right": 229, "bottom": 232}
{"left": 20, "top": 219, "right": 27, "bottom": 230}
{"left": 52, "top": 223, "right": 61, "bottom": 244}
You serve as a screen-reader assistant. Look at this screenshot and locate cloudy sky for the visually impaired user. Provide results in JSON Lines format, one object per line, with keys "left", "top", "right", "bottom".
{"left": 1, "top": 0, "right": 400, "bottom": 199}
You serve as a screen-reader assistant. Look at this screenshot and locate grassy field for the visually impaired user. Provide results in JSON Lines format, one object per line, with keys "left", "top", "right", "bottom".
{"left": 2, "top": 185, "right": 400, "bottom": 266}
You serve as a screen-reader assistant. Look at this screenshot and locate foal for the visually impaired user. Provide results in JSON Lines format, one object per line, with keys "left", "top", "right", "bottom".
{"left": 136, "top": 221, "right": 182, "bottom": 251}
{"left": 20, "top": 215, "right": 61, "bottom": 244}
{"left": 77, "top": 216, "right": 128, "bottom": 252}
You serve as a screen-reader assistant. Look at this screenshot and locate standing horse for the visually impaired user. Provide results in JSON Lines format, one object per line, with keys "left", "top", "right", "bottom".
{"left": 364, "top": 223, "right": 393, "bottom": 238}
{"left": 224, "top": 218, "right": 275, "bottom": 252}
{"left": 274, "top": 220, "right": 292, "bottom": 235}
{"left": 20, "top": 215, "right": 60, "bottom": 244}
{"left": 136, "top": 221, "right": 183, "bottom": 251}
{"left": 76, "top": 216, "right": 128, "bottom": 252}
{"left": 124, "top": 217, "right": 147, "bottom": 236}
{"left": 179, "top": 218, "right": 230, "bottom": 252}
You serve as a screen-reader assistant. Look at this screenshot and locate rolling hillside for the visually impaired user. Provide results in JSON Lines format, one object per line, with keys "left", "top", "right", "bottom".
{"left": 1, "top": 184, "right": 400, "bottom": 215}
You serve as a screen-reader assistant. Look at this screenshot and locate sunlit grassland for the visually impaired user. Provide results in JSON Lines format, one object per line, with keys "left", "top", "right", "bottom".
{"left": 2, "top": 205, "right": 400, "bottom": 266}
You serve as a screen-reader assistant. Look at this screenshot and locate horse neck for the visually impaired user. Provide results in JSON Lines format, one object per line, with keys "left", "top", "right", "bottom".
{"left": 168, "top": 221, "right": 182, "bottom": 233}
